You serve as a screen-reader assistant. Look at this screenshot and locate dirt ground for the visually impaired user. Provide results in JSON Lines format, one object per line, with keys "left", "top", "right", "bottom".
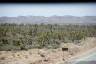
{"left": 0, "top": 37, "right": 96, "bottom": 64}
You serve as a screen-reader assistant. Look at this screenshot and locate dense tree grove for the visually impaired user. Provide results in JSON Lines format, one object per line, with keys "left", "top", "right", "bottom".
{"left": 0, "top": 23, "right": 96, "bottom": 50}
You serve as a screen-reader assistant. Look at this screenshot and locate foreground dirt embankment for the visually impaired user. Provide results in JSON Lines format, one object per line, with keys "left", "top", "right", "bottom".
{"left": 0, "top": 37, "right": 96, "bottom": 64}
{"left": 66, "top": 37, "right": 96, "bottom": 62}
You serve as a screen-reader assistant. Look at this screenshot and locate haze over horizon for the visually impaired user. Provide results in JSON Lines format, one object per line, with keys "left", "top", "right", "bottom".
{"left": 0, "top": 3, "right": 96, "bottom": 17}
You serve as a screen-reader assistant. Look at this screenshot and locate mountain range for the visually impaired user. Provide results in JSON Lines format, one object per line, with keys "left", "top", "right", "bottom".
{"left": 0, "top": 15, "right": 96, "bottom": 25}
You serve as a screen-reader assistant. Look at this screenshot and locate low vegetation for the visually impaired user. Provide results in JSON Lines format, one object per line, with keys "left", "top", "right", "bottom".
{"left": 0, "top": 23, "right": 96, "bottom": 51}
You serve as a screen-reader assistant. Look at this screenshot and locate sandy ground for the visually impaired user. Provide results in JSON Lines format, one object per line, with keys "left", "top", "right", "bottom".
{"left": 65, "top": 46, "right": 96, "bottom": 62}
{"left": 0, "top": 37, "right": 96, "bottom": 64}
{"left": 67, "top": 37, "right": 96, "bottom": 60}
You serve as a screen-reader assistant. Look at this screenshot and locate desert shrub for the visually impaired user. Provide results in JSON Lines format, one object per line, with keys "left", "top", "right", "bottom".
{"left": 0, "top": 56, "right": 6, "bottom": 60}
{"left": 0, "top": 44, "right": 20, "bottom": 51}
{"left": 0, "top": 38, "right": 9, "bottom": 44}
{"left": 46, "top": 39, "right": 60, "bottom": 49}
{"left": 12, "top": 38, "right": 21, "bottom": 46}
{"left": 0, "top": 23, "right": 96, "bottom": 51}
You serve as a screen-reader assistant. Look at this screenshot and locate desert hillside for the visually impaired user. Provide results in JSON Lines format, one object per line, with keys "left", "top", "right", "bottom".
{"left": 0, "top": 24, "right": 96, "bottom": 64}
{"left": 0, "top": 37, "right": 96, "bottom": 64}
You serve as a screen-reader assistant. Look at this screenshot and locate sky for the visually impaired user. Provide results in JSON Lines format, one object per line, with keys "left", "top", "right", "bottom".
{"left": 0, "top": 3, "right": 96, "bottom": 17}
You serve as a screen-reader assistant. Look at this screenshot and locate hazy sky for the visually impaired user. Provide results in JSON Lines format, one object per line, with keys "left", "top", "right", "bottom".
{"left": 0, "top": 3, "right": 96, "bottom": 17}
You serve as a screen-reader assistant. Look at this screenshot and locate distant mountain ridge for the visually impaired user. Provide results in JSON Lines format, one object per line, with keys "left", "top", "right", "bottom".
{"left": 0, "top": 16, "right": 96, "bottom": 25}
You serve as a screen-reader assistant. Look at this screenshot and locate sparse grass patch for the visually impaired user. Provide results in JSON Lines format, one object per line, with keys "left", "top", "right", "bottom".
{"left": 0, "top": 56, "right": 6, "bottom": 60}
{"left": 24, "top": 55, "right": 28, "bottom": 58}
{"left": 12, "top": 53, "right": 16, "bottom": 58}
{"left": 29, "top": 52, "right": 32, "bottom": 55}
